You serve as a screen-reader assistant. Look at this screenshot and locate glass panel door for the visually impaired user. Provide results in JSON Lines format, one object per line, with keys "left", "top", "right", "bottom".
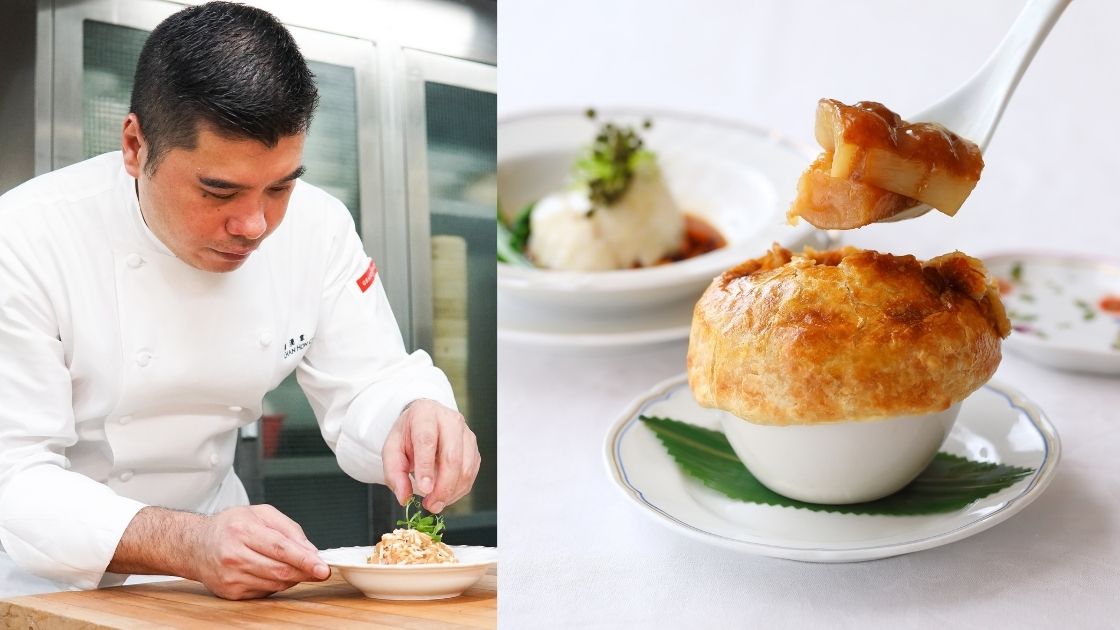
{"left": 82, "top": 21, "right": 147, "bottom": 158}
{"left": 405, "top": 50, "right": 497, "bottom": 545}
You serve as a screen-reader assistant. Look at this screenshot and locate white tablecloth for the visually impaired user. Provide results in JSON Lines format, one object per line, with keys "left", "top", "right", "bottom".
{"left": 497, "top": 1, "right": 1120, "bottom": 627}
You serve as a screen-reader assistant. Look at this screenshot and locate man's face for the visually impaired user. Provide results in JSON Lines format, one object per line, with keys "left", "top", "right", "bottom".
{"left": 123, "top": 117, "right": 305, "bottom": 273}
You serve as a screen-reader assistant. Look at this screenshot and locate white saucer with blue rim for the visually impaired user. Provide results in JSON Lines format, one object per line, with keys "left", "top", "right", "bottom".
{"left": 603, "top": 375, "right": 1060, "bottom": 563}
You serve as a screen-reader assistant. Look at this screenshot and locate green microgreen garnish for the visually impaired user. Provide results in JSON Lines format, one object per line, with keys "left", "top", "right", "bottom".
{"left": 507, "top": 202, "right": 533, "bottom": 252}
{"left": 1010, "top": 262, "right": 1023, "bottom": 282}
{"left": 496, "top": 203, "right": 534, "bottom": 266}
{"left": 397, "top": 496, "right": 447, "bottom": 543}
{"left": 574, "top": 109, "right": 656, "bottom": 209}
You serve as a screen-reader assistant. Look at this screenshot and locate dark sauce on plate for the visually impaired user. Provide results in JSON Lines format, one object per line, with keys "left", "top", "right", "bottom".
{"left": 659, "top": 213, "right": 726, "bottom": 265}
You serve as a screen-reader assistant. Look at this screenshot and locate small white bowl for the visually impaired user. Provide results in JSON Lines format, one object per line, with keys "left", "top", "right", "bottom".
{"left": 318, "top": 545, "right": 497, "bottom": 601}
{"left": 498, "top": 109, "right": 826, "bottom": 335}
{"left": 719, "top": 404, "right": 962, "bottom": 504}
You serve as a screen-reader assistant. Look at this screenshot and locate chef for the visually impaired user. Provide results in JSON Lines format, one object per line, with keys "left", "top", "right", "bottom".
{"left": 0, "top": 2, "right": 479, "bottom": 600}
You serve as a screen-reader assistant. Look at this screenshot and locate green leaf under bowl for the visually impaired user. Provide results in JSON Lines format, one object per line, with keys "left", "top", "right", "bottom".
{"left": 641, "top": 415, "right": 1035, "bottom": 516}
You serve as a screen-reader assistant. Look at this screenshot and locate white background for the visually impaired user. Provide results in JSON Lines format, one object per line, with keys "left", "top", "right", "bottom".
{"left": 497, "top": 0, "right": 1120, "bottom": 627}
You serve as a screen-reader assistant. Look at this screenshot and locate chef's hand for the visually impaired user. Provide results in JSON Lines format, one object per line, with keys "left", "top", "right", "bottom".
{"left": 192, "top": 504, "right": 329, "bottom": 600}
{"left": 382, "top": 399, "right": 480, "bottom": 513}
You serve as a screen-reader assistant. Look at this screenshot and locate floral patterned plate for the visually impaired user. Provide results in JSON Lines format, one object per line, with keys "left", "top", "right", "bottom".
{"left": 984, "top": 252, "right": 1120, "bottom": 375}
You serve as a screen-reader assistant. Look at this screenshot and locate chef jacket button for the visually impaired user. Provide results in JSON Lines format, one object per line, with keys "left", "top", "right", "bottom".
{"left": 209, "top": 453, "right": 220, "bottom": 467}
{"left": 119, "top": 470, "right": 134, "bottom": 482}
{"left": 119, "top": 415, "right": 132, "bottom": 425}
{"left": 229, "top": 406, "right": 243, "bottom": 413}
{"left": 259, "top": 332, "right": 272, "bottom": 347}
{"left": 136, "top": 351, "right": 152, "bottom": 367}
{"left": 126, "top": 253, "right": 144, "bottom": 269}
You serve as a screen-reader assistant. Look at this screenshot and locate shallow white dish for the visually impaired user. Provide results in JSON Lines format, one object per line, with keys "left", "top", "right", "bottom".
{"left": 319, "top": 545, "right": 497, "bottom": 600}
{"left": 498, "top": 109, "right": 828, "bottom": 344}
{"left": 984, "top": 252, "right": 1120, "bottom": 374}
{"left": 604, "top": 375, "right": 1059, "bottom": 563}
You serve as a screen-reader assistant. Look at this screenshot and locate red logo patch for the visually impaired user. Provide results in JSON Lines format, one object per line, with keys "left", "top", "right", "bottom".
{"left": 356, "top": 259, "right": 377, "bottom": 292}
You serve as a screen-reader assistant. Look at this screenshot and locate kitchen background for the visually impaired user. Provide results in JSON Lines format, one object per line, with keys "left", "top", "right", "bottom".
{"left": 1, "top": 0, "right": 496, "bottom": 548}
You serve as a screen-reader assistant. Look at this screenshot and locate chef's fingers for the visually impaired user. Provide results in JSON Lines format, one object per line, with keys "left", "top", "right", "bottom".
{"left": 408, "top": 411, "right": 440, "bottom": 499}
{"left": 457, "top": 427, "right": 482, "bottom": 504}
{"left": 237, "top": 590, "right": 282, "bottom": 600}
{"left": 446, "top": 427, "right": 480, "bottom": 506}
{"left": 244, "top": 524, "right": 330, "bottom": 581}
{"left": 238, "top": 550, "right": 314, "bottom": 586}
{"left": 381, "top": 428, "right": 414, "bottom": 505}
{"left": 212, "top": 573, "right": 297, "bottom": 600}
{"left": 424, "top": 412, "right": 464, "bottom": 513}
{"left": 241, "top": 549, "right": 315, "bottom": 582}
{"left": 250, "top": 504, "right": 316, "bottom": 553}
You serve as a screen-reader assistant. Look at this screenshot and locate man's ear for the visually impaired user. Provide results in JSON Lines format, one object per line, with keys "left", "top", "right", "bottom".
{"left": 121, "top": 113, "right": 146, "bottom": 178}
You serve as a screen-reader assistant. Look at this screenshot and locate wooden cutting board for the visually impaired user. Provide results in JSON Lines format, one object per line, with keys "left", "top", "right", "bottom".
{"left": 0, "top": 566, "right": 496, "bottom": 629}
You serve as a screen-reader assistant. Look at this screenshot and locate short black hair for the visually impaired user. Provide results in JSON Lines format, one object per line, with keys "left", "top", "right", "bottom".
{"left": 129, "top": 1, "right": 319, "bottom": 173}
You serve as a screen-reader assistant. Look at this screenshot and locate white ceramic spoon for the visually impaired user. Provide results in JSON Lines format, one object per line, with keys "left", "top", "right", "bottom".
{"left": 884, "top": 0, "right": 1072, "bottom": 222}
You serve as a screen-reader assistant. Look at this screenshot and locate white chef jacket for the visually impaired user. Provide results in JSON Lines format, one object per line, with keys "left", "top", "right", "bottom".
{"left": 0, "top": 151, "right": 456, "bottom": 596}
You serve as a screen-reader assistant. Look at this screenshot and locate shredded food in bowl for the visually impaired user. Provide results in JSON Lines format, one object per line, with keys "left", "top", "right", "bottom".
{"left": 367, "top": 528, "right": 458, "bottom": 565}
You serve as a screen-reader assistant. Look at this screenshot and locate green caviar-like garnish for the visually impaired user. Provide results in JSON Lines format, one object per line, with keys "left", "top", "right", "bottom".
{"left": 574, "top": 109, "right": 656, "bottom": 209}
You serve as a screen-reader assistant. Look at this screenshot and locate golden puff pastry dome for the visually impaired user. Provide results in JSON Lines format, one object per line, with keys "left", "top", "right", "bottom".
{"left": 687, "top": 245, "right": 1010, "bottom": 425}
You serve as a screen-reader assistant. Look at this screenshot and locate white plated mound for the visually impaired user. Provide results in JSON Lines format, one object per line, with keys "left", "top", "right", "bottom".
{"left": 604, "top": 375, "right": 1059, "bottom": 563}
{"left": 721, "top": 403, "right": 961, "bottom": 505}
{"left": 319, "top": 545, "right": 497, "bottom": 600}
{"left": 983, "top": 252, "right": 1120, "bottom": 374}
{"left": 498, "top": 109, "right": 828, "bottom": 347}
